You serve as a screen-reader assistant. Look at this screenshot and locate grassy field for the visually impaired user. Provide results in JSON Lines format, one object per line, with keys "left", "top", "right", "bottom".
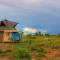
{"left": 0, "top": 35, "right": 60, "bottom": 60}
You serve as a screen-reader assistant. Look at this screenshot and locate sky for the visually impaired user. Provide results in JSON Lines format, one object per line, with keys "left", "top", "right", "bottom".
{"left": 0, "top": 0, "right": 60, "bottom": 34}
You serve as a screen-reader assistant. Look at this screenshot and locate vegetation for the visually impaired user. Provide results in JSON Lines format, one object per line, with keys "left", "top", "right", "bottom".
{"left": 0, "top": 49, "right": 4, "bottom": 54}
{"left": 0, "top": 34, "right": 60, "bottom": 60}
{"left": 15, "top": 48, "right": 32, "bottom": 60}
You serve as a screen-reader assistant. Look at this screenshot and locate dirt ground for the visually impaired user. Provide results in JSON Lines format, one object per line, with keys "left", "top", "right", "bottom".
{"left": 0, "top": 43, "right": 60, "bottom": 60}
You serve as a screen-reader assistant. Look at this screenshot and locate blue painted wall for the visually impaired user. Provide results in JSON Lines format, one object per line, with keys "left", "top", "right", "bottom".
{"left": 12, "top": 32, "right": 23, "bottom": 41}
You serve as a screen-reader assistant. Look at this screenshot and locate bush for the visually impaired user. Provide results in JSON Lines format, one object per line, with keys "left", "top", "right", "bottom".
{"left": 15, "top": 48, "right": 32, "bottom": 60}
{"left": 0, "top": 50, "right": 4, "bottom": 54}
{"left": 45, "top": 34, "right": 50, "bottom": 36}
{"left": 5, "top": 50, "right": 12, "bottom": 53}
{"left": 58, "top": 33, "right": 60, "bottom": 37}
{"left": 31, "top": 47, "right": 38, "bottom": 51}
{"left": 31, "top": 36, "right": 36, "bottom": 39}
{"left": 38, "top": 48, "right": 46, "bottom": 57}
{"left": 36, "top": 48, "right": 46, "bottom": 60}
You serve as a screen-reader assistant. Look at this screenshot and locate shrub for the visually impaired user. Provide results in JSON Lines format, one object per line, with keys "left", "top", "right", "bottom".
{"left": 36, "top": 48, "right": 46, "bottom": 60}
{"left": 38, "top": 48, "right": 46, "bottom": 57}
{"left": 0, "top": 50, "right": 4, "bottom": 54}
{"left": 45, "top": 33, "right": 50, "bottom": 36}
{"left": 31, "top": 36, "right": 36, "bottom": 39}
{"left": 15, "top": 48, "right": 32, "bottom": 60}
{"left": 58, "top": 33, "right": 60, "bottom": 37}
{"left": 31, "top": 45, "right": 38, "bottom": 51}
{"left": 31, "top": 47, "right": 38, "bottom": 51}
{"left": 5, "top": 50, "right": 12, "bottom": 53}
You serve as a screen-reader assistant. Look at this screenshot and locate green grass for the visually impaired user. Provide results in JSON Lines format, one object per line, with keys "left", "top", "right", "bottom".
{"left": 15, "top": 47, "right": 32, "bottom": 60}
{"left": 23, "top": 35, "right": 60, "bottom": 60}
{"left": 0, "top": 35, "right": 60, "bottom": 60}
{"left": 0, "top": 49, "right": 4, "bottom": 54}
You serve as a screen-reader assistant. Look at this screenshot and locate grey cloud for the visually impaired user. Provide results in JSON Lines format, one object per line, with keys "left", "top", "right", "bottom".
{"left": 0, "top": 0, "right": 60, "bottom": 13}
{"left": 0, "top": 0, "right": 60, "bottom": 9}
{"left": 0, "top": 0, "right": 59, "bottom": 17}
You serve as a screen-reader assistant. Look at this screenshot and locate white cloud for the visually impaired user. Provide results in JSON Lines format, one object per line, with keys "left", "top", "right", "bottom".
{"left": 23, "top": 27, "right": 48, "bottom": 35}
{"left": 23, "top": 27, "right": 38, "bottom": 34}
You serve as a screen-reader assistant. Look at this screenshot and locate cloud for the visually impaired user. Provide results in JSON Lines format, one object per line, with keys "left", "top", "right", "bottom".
{"left": 23, "top": 27, "right": 38, "bottom": 34}
{"left": 0, "top": 0, "right": 41, "bottom": 8}
{"left": 0, "top": 0, "right": 59, "bottom": 9}
{"left": 0, "top": 0, "right": 59, "bottom": 34}
{"left": 0, "top": 0, "right": 60, "bottom": 15}
{"left": 23, "top": 27, "right": 48, "bottom": 35}
{"left": 0, "top": 0, "right": 60, "bottom": 8}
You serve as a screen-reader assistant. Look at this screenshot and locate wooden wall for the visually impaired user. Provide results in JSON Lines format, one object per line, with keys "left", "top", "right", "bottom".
{"left": 0, "top": 32, "right": 3, "bottom": 42}
{"left": 3, "top": 32, "right": 12, "bottom": 42}
{"left": 0, "top": 30, "right": 22, "bottom": 42}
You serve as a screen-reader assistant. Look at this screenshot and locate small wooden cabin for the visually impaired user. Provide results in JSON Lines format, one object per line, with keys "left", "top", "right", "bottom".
{"left": 0, "top": 20, "right": 23, "bottom": 42}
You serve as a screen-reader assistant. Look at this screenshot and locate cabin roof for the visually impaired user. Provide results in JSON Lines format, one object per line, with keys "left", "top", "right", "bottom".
{"left": 0, "top": 19, "right": 18, "bottom": 27}
{"left": 0, "top": 19, "right": 18, "bottom": 30}
{"left": 0, "top": 26, "right": 16, "bottom": 30}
